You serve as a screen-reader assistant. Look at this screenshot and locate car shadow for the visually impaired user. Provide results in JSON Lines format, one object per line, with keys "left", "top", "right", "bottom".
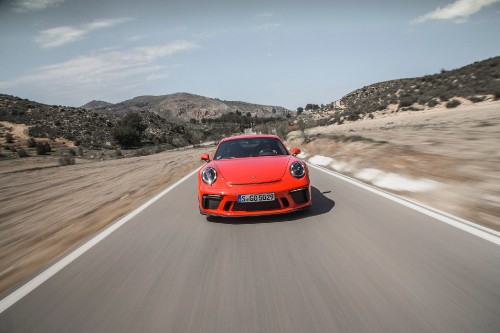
{"left": 206, "top": 186, "right": 335, "bottom": 224}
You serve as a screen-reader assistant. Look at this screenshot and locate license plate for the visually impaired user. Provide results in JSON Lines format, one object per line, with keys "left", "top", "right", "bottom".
{"left": 237, "top": 193, "right": 275, "bottom": 203}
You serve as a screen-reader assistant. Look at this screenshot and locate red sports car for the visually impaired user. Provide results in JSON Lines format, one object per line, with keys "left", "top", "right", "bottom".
{"left": 198, "top": 134, "right": 311, "bottom": 217}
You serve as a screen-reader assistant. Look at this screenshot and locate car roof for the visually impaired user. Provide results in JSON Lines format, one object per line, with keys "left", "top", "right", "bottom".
{"left": 220, "top": 134, "right": 281, "bottom": 142}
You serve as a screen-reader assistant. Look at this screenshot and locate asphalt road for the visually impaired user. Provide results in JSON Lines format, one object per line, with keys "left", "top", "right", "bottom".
{"left": 1, "top": 167, "right": 499, "bottom": 333}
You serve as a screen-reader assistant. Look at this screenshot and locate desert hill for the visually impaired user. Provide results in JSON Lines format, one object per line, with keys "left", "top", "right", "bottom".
{"left": 341, "top": 56, "right": 499, "bottom": 113}
{"left": 297, "top": 56, "right": 500, "bottom": 126}
{"left": 0, "top": 93, "right": 290, "bottom": 155}
{"left": 1, "top": 56, "right": 498, "bottom": 154}
{"left": 81, "top": 100, "right": 113, "bottom": 110}
{"left": 0, "top": 94, "right": 190, "bottom": 149}
{"left": 82, "top": 92, "right": 291, "bottom": 123}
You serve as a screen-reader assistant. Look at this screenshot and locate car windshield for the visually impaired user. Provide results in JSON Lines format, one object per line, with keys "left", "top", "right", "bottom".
{"left": 214, "top": 137, "right": 289, "bottom": 160}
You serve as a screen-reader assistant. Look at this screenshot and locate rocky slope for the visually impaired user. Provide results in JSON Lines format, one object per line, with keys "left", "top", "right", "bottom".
{"left": 298, "top": 56, "right": 500, "bottom": 126}
{"left": 82, "top": 92, "right": 292, "bottom": 123}
{"left": 341, "top": 56, "right": 499, "bottom": 114}
{"left": 0, "top": 94, "right": 189, "bottom": 149}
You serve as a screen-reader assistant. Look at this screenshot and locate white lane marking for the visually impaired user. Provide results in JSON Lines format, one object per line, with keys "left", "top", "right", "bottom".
{"left": 0, "top": 168, "right": 200, "bottom": 314}
{"left": 309, "top": 164, "right": 500, "bottom": 246}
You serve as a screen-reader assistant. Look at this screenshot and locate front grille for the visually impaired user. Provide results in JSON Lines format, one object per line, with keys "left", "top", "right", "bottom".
{"left": 202, "top": 195, "right": 222, "bottom": 210}
{"left": 290, "top": 188, "right": 309, "bottom": 205}
{"left": 232, "top": 200, "right": 281, "bottom": 212}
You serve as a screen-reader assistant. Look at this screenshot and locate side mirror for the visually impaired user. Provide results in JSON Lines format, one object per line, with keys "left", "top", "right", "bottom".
{"left": 291, "top": 148, "right": 301, "bottom": 156}
{"left": 200, "top": 153, "right": 210, "bottom": 162}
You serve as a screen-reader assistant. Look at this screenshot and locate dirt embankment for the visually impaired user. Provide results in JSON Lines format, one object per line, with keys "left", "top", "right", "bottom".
{"left": 0, "top": 147, "right": 208, "bottom": 294}
{"left": 288, "top": 100, "right": 500, "bottom": 231}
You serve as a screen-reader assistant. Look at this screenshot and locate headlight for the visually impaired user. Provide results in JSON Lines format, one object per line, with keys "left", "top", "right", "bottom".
{"left": 290, "top": 161, "right": 305, "bottom": 178}
{"left": 202, "top": 167, "right": 217, "bottom": 185}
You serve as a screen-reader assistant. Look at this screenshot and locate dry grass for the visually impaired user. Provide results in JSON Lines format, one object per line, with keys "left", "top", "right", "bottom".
{"left": 0, "top": 147, "right": 208, "bottom": 293}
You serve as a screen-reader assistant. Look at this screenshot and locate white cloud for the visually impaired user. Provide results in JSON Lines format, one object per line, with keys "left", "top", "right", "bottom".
{"left": 14, "top": 0, "right": 65, "bottom": 11}
{"left": 255, "top": 13, "right": 274, "bottom": 18}
{"left": 147, "top": 73, "right": 170, "bottom": 80}
{"left": 253, "top": 12, "right": 280, "bottom": 31}
{"left": 255, "top": 23, "right": 280, "bottom": 31}
{"left": 412, "top": 0, "right": 500, "bottom": 24}
{"left": 35, "top": 17, "right": 133, "bottom": 48}
{"left": 126, "top": 35, "right": 146, "bottom": 42}
{"left": 0, "top": 41, "right": 199, "bottom": 101}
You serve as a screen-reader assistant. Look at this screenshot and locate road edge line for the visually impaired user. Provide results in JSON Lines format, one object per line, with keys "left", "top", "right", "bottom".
{"left": 0, "top": 168, "right": 200, "bottom": 314}
{"left": 309, "top": 163, "right": 500, "bottom": 245}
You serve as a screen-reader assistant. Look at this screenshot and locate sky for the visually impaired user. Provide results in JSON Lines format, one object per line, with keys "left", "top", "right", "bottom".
{"left": 0, "top": 0, "right": 499, "bottom": 110}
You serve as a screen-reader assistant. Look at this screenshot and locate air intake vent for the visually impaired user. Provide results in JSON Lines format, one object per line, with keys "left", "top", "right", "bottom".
{"left": 290, "top": 188, "right": 309, "bottom": 205}
{"left": 202, "top": 195, "right": 222, "bottom": 210}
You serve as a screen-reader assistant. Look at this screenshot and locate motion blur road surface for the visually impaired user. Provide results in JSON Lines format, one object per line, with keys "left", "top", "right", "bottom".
{"left": 1, "top": 168, "right": 499, "bottom": 332}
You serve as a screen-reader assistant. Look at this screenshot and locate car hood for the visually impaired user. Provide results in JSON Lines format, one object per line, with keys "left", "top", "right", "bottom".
{"left": 213, "top": 156, "right": 291, "bottom": 185}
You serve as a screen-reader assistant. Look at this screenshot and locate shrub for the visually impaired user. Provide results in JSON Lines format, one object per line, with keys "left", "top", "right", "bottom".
{"left": 427, "top": 99, "right": 439, "bottom": 107}
{"left": 446, "top": 99, "right": 461, "bottom": 108}
{"left": 76, "top": 146, "right": 84, "bottom": 156}
{"left": 5, "top": 133, "right": 14, "bottom": 143}
{"left": 399, "top": 98, "right": 415, "bottom": 108}
{"left": 305, "top": 104, "right": 319, "bottom": 111}
{"left": 17, "top": 148, "right": 29, "bottom": 157}
{"left": 439, "top": 94, "right": 450, "bottom": 102}
{"left": 134, "top": 148, "right": 151, "bottom": 156}
{"left": 115, "top": 149, "right": 122, "bottom": 157}
{"left": 36, "top": 143, "right": 45, "bottom": 155}
{"left": 36, "top": 142, "right": 51, "bottom": 155}
{"left": 346, "top": 112, "right": 360, "bottom": 121}
{"left": 468, "top": 96, "right": 484, "bottom": 103}
{"left": 112, "top": 113, "right": 147, "bottom": 148}
{"left": 27, "top": 137, "right": 36, "bottom": 148}
{"left": 58, "top": 155, "right": 75, "bottom": 166}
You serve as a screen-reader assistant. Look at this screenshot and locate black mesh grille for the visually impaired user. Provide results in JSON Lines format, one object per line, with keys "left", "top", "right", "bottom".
{"left": 202, "top": 195, "right": 222, "bottom": 210}
{"left": 290, "top": 189, "right": 309, "bottom": 205}
{"left": 232, "top": 200, "right": 281, "bottom": 212}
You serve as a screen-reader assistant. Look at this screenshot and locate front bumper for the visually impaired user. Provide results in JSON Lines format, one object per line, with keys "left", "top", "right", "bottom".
{"left": 198, "top": 180, "right": 311, "bottom": 217}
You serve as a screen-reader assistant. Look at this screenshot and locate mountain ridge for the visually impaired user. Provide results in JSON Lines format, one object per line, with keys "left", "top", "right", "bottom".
{"left": 2, "top": 56, "right": 499, "bottom": 151}
{"left": 82, "top": 92, "right": 292, "bottom": 123}
{"left": 294, "top": 56, "right": 500, "bottom": 127}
